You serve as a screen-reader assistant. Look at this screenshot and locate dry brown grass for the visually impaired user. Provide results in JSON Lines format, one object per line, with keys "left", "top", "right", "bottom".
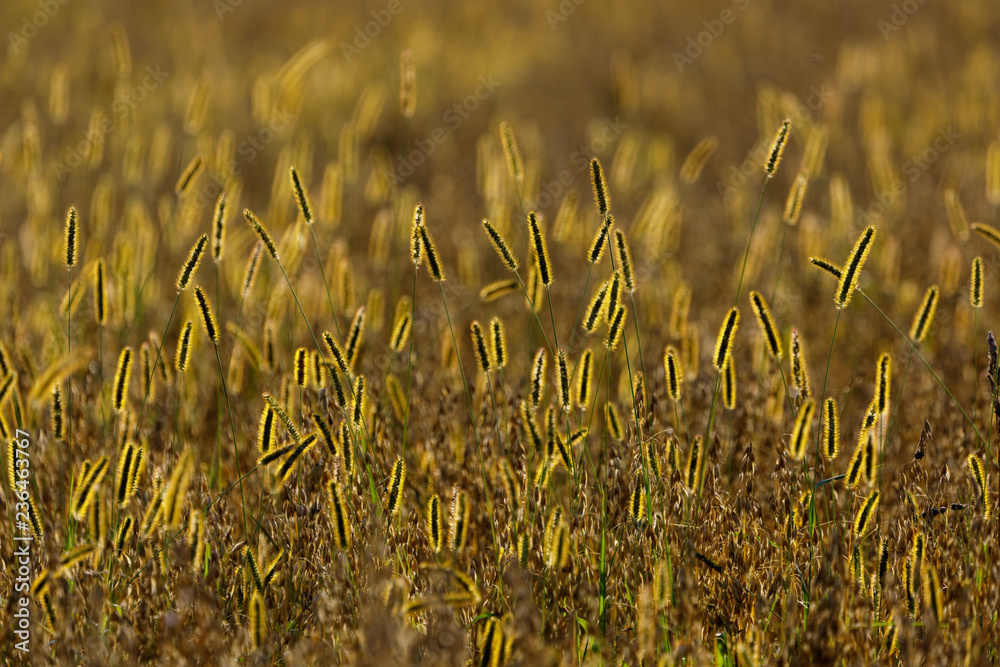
{"left": 0, "top": 0, "right": 999, "bottom": 664}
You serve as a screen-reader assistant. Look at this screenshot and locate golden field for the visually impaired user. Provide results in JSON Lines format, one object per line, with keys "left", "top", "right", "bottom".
{"left": 0, "top": 0, "right": 998, "bottom": 664}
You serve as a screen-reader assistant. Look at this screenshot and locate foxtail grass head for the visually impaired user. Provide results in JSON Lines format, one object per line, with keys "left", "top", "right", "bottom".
{"left": 834, "top": 226, "right": 876, "bottom": 308}
{"left": 765, "top": 119, "right": 791, "bottom": 178}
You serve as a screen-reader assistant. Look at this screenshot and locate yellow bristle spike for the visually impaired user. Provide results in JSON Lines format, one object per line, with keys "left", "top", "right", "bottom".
{"left": 175, "top": 154, "right": 204, "bottom": 195}
{"left": 576, "top": 349, "right": 594, "bottom": 410}
{"left": 909, "top": 285, "right": 939, "bottom": 343}
{"left": 679, "top": 135, "right": 718, "bottom": 185}
{"left": 193, "top": 286, "right": 219, "bottom": 343}
{"left": 328, "top": 479, "right": 352, "bottom": 549}
{"left": 822, "top": 397, "right": 840, "bottom": 460}
{"left": 712, "top": 307, "right": 740, "bottom": 372}
{"left": 790, "top": 328, "right": 811, "bottom": 399}
{"left": 499, "top": 121, "right": 523, "bottom": 185}
{"left": 749, "top": 290, "right": 782, "bottom": 359}
{"left": 294, "top": 347, "right": 308, "bottom": 388}
{"left": 874, "top": 353, "right": 891, "bottom": 415}
{"left": 591, "top": 157, "right": 611, "bottom": 217}
{"left": 968, "top": 454, "right": 990, "bottom": 521}
{"left": 386, "top": 456, "right": 405, "bottom": 517}
{"left": 482, "top": 219, "right": 518, "bottom": 271}
{"left": 722, "top": 357, "right": 737, "bottom": 410}
{"left": 782, "top": 168, "right": 809, "bottom": 225}
{"left": 470, "top": 321, "right": 491, "bottom": 375}
{"left": 113, "top": 346, "right": 132, "bottom": 412}
{"left": 835, "top": 226, "right": 877, "bottom": 309}
{"left": 176, "top": 234, "right": 208, "bottom": 292}
{"left": 528, "top": 211, "right": 552, "bottom": 287}
{"left": 765, "top": 118, "right": 791, "bottom": 178}
{"left": 425, "top": 493, "right": 443, "bottom": 552}
{"left": 970, "top": 256, "right": 984, "bottom": 308}
{"left": 664, "top": 346, "right": 683, "bottom": 402}
{"left": 64, "top": 206, "right": 78, "bottom": 268}
{"left": 853, "top": 489, "right": 879, "bottom": 537}
{"left": 289, "top": 166, "right": 313, "bottom": 224}
{"left": 211, "top": 193, "right": 227, "bottom": 262}
{"left": 789, "top": 398, "right": 815, "bottom": 460}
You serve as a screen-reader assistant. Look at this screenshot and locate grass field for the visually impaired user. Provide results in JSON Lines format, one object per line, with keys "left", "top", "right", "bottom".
{"left": 0, "top": 0, "right": 998, "bottom": 664}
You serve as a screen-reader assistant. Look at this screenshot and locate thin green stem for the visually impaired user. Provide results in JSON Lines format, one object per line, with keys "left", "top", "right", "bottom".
{"left": 131, "top": 292, "right": 181, "bottom": 441}
{"left": 734, "top": 180, "right": 769, "bottom": 305}
{"left": 308, "top": 225, "right": 345, "bottom": 341}
{"left": 859, "top": 289, "right": 986, "bottom": 446}
{"left": 214, "top": 345, "right": 249, "bottom": 542}
{"left": 401, "top": 268, "right": 418, "bottom": 460}
{"left": 436, "top": 281, "right": 505, "bottom": 600}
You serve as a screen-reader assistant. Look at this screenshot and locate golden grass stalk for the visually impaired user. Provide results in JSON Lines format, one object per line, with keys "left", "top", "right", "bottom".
{"left": 790, "top": 328, "right": 811, "bottom": 399}
{"left": 968, "top": 453, "right": 990, "bottom": 520}
{"left": 821, "top": 397, "right": 839, "bottom": 460}
{"left": 212, "top": 193, "right": 227, "bottom": 262}
{"left": 112, "top": 346, "right": 132, "bottom": 412}
{"left": 410, "top": 203, "right": 424, "bottom": 266}
{"left": 749, "top": 291, "right": 782, "bottom": 359}
{"left": 425, "top": 493, "right": 443, "bottom": 552}
{"left": 556, "top": 349, "right": 570, "bottom": 410}
{"left": 175, "top": 321, "right": 193, "bottom": 373}
{"left": 591, "top": 157, "right": 611, "bottom": 216}
{"left": 970, "top": 256, "right": 984, "bottom": 308}
{"left": 765, "top": 119, "right": 791, "bottom": 178}
{"left": 605, "top": 304, "right": 626, "bottom": 351}
{"left": 399, "top": 49, "right": 416, "bottom": 118}
{"left": 64, "top": 206, "right": 78, "bottom": 268}
{"left": 193, "top": 286, "right": 219, "bottom": 343}
{"left": 386, "top": 455, "right": 405, "bottom": 517}
{"left": 679, "top": 135, "right": 718, "bottom": 185}
{"left": 576, "top": 349, "right": 594, "bottom": 409}
{"left": 789, "top": 398, "right": 814, "bottom": 460}
{"left": 722, "top": 357, "right": 737, "bottom": 410}
{"left": 490, "top": 317, "right": 507, "bottom": 370}
{"left": 684, "top": 435, "right": 703, "bottom": 491}
{"left": 174, "top": 155, "right": 203, "bottom": 195}
{"left": 482, "top": 219, "right": 518, "bottom": 271}
{"left": 449, "top": 489, "right": 470, "bottom": 552}
{"left": 853, "top": 489, "right": 879, "bottom": 537}
{"left": 289, "top": 166, "right": 314, "bottom": 224}
{"left": 480, "top": 279, "right": 519, "bottom": 301}
{"left": 712, "top": 307, "right": 740, "bottom": 372}
{"left": 470, "top": 321, "right": 491, "bottom": 374}
{"left": 909, "top": 285, "right": 939, "bottom": 343}
{"left": 499, "top": 121, "right": 523, "bottom": 185}
{"left": 528, "top": 212, "right": 552, "bottom": 286}
{"left": 588, "top": 218, "right": 611, "bottom": 265}
{"left": 834, "top": 226, "right": 877, "bottom": 308}
{"left": 943, "top": 189, "right": 969, "bottom": 240}
{"left": 614, "top": 229, "right": 635, "bottom": 292}
{"left": 328, "top": 479, "right": 352, "bottom": 549}
{"left": 783, "top": 168, "right": 809, "bottom": 225}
